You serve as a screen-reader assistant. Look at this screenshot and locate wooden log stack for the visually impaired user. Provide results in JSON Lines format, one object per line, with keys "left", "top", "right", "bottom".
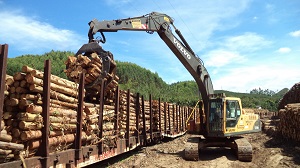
{"left": 1, "top": 65, "right": 122, "bottom": 160}
{"left": 143, "top": 101, "right": 151, "bottom": 138}
{"left": 4, "top": 75, "right": 14, "bottom": 96}
{"left": 118, "top": 90, "right": 138, "bottom": 138}
{"left": 160, "top": 102, "right": 166, "bottom": 133}
{"left": 169, "top": 104, "right": 175, "bottom": 132}
{"left": 278, "top": 82, "right": 300, "bottom": 110}
{"left": 1, "top": 66, "right": 87, "bottom": 159}
{"left": 151, "top": 100, "right": 160, "bottom": 132}
{"left": 277, "top": 103, "right": 300, "bottom": 142}
{"left": 64, "top": 52, "right": 119, "bottom": 98}
{"left": 84, "top": 105, "right": 116, "bottom": 150}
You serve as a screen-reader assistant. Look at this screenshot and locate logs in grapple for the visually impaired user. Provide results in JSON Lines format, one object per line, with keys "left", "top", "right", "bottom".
{"left": 64, "top": 52, "right": 119, "bottom": 97}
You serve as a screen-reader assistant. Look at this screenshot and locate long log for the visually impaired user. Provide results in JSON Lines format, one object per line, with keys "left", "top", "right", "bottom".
{"left": 0, "top": 149, "right": 12, "bottom": 155}
{"left": 29, "top": 84, "right": 78, "bottom": 103}
{"left": 26, "top": 105, "right": 78, "bottom": 118}
{"left": 0, "top": 141, "right": 24, "bottom": 151}
{"left": 20, "top": 130, "right": 73, "bottom": 141}
{"left": 0, "top": 154, "right": 14, "bottom": 159}
{"left": 17, "top": 112, "right": 43, "bottom": 122}
{"left": 26, "top": 74, "right": 79, "bottom": 97}
{"left": 18, "top": 121, "right": 43, "bottom": 130}
{"left": 21, "top": 94, "right": 78, "bottom": 109}
{"left": 29, "top": 134, "right": 75, "bottom": 150}
{"left": 22, "top": 66, "right": 79, "bottom": 89}
{"left": 49, "top": 116, "right": 77, "bottom": 124}
{"left": 84, "top": 106, "right": 115, "bottom": 114}
{"left": 50, "top": 123, "right": 77, "bottom": 131}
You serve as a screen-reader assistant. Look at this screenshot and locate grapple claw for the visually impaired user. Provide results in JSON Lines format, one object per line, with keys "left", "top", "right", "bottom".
{"left": 75, "top": 42, "right": 105, "bottom": 57}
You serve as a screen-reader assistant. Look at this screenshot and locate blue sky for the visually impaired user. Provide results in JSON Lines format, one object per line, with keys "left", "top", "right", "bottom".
{"left": 0, "top": 0, "right": 299, "bottom": 93}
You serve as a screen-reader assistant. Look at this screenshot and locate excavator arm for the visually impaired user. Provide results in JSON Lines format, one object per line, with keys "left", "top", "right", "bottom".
{"left": 84, "top": 12, "right": 214, "bottom": 115}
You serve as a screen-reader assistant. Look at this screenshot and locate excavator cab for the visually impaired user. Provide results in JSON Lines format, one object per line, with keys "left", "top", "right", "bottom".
{"left": 184, "top": 93, "right": 261, "bottom": 162}
{"left": 207, "top": 93, "right": 261, "bottom": 137}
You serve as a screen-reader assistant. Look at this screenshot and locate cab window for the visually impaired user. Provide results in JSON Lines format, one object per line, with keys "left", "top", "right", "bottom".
{"left": 225, "top": 100, "right": 241, "bottom": 127}
{"left": 209, "top": 101, "right": 222, "bottom": 122}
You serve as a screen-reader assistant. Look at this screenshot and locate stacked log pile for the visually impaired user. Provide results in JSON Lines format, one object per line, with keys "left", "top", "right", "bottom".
{"left": 84, "top": 105, "right": 116, "bottom": 150}
{"left": 1, "top": 65, "right": 122, "bottom": 161}
{"left": 151, "top": 100, "right": 160, "bottom": 132}
{"left": 0, "top": 51, "right": 196, "bottom": 163}
{"left": 64, "top": 52, "right": 119, "bottom": 98}
{"left": 4, "top": 75, "right": 13, "bottom": 96}
{"left": 1, "top": 66, "right": 86, "bottom": 158}
{"left": 118, "top": 90, "right": 138, "bottom": 138}
{"left": 160, "top": 102, "right": 166, "bottom": 133}
{"left": 143, "top": 101, "right": 152, "bottom": 139}
{"left": 165, "top": 103, "right": 175, "bottom": 132}
{"left": 277, "top": 103, "right": 300, "bottom": 141}
{"left": 0, "top": 75, "right": 24, "bottom": 162}
{"left": 278, "top": 82, "right": 300, "bottom": 110}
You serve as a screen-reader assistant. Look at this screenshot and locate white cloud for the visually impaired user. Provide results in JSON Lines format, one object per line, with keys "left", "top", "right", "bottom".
{"left": 277, "top": 47, "right": 291, "bottom": 53}
{"left": 289, "top": 30, "right": 300, "bottom": 37}
{"left": 204, "top": 50, "right": 245, "bottom": 67}
{"left": 0, "top": 10, "right": 84, "bottom": 55}
{"left": 214, "top": 64, "right": 300, "bottom": 92}
{"left": 222, "top": 32, "right": 272, "bottom": 52}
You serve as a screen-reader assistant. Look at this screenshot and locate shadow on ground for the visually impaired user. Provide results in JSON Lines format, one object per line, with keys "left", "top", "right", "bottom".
{"left": 264, "top": 132, "right": 300, "bottom": 165}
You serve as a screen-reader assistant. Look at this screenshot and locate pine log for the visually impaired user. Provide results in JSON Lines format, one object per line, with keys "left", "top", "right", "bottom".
{"left": 26, "top": 75, "right": 79, "bottom": 97}
{"left": 15, "top": 87, "right": 29, "bottom": 94}
{"left": 0, "top": 154, "right": 14, "bottom": 159}
{"left": 29, "top": 134, "right": 75, "bottom": 150}
{"left": 0, "top": 141, "right": 24, "bottom": 151}
{"left": 50, "top": 123, "right": 77, "bottom": 131}
{"left": 18, "top": 121, "right": 43, "bottom": 130}
{"left": 5, "top": 75, "right": 14, "bottom": 86}
{"left": 20, "top": 130, "right": 73, "bottom": 141}
{"left": 22, "top": 66, "right": 79, "bottom": 90}
{"left": 26, "top": 105, "right": 78, "bottom": 118}
{"left": 17, "top": 112, "right": 43, "bottom": 122}
{"left": 49, "top": 116, "right": 77, "bottom": 124}
{"left": 13, "top": 72, "right": 25, "bottom": 81}
{"left": 29, "top": 84, "right": 78, "bottom": 103}
{"left": 11, "top": 128, "right": 21, "bottom": 138}
{"left": 0, "top": 132, "right": 12, "bottom": 142}
{"left": 0, "top": 149, "right": 12, "bottom": 155}
{"left": 5, "top": 98, "right": 19, "bottom": 106}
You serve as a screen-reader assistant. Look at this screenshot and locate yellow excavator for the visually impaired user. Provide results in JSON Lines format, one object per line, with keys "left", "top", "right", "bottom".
{"left": 76, "top": 12, "right": 261, "bottom": 161}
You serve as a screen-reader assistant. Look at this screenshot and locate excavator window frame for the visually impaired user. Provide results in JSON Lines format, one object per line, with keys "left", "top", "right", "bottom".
{"left": 208, "top": 98, "right": 224, "bottom": 133}
{"left": 225, "top": 100, "right": 241, "bottom": 128}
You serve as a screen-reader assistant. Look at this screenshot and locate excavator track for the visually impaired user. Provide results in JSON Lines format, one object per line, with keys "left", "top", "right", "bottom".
{"left": 234, "top": 137, "right": 253, "bottom": 162}
{"left": 184, "top": 135, "right": 200, "bottom": 161}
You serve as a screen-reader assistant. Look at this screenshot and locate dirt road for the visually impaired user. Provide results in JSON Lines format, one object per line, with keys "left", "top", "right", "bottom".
{"left": 91, "top": 132, "right": 299, "bottom": 168}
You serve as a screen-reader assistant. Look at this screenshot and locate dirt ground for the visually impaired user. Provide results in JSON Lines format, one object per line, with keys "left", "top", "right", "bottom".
{"left": 92, "top": 132, "right": 300, "bottom": 168}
